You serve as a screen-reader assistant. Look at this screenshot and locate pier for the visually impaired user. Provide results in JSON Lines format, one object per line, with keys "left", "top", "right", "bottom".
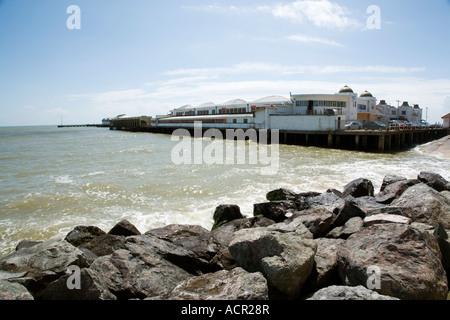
{"left": 58, "top": 124, "right": 109, "bottom": 128}
{"left": 110, "top": 125, "right": 448, "bottom": 153}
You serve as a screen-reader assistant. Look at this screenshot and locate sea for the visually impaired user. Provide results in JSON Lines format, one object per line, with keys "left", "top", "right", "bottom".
{"left": 0, "top": 125, "right": 449, "bottom": 258}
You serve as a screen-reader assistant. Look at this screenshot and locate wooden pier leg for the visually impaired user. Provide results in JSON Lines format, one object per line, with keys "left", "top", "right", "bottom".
{"left": 328, "top": 134, "right": 333, "bottom": 148}
{"left": 378, "top": 135, "right": 385, "bottom": 152}
{"left": 305, "top": 134, "right": 309, "bottom": 146}
{"left": 362, "top": 136, "right": 368, "bottom": 149}
{"left": 355, "top": 135, "right": 360, "bottom": 148}
{"left": 386, "top": 134, "right": 391, "bottom": 152}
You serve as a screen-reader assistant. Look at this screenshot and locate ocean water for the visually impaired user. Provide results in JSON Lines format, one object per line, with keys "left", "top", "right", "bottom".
{"left": 0, "top": 126, "right": 449, "bottom": 257}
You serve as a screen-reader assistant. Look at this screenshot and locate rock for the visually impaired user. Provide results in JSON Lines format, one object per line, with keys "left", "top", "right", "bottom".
{"left": 212, "top": 205, "right": 244, "bottom": 230}
{"left": 15, "top": 241, "right": 43, "bottom": 251}
{"left": 332, "top": 200, "right": 366, "bottom": 227}
{"left": 294, "top": 192, "right": 321, "bottom": 211}
{"left": 342, "top": 178, "right": 375, "bottom": 198}
{"left": 168, "top": 267, "right": 269, "bottom": 300}
{"left": 337, "top": 223, "right": 448, "bottom": 300}
{"left": 89, "top": 236, "right": 193, "bottom": 299}
{"left": 365, "top": 206, "right": 408, "bottom": 217}
{"left": 326, "top": 217, "right": 363, "bottom": 239}
{"left": 0, "top": 239, "right": 88, "bottom": 297}
{"left": 146, "top": 224, "right": 221, "bottom": 272}
{"left": 108, "top": 220, "right": 141, "bottom": 236}
{"left": 266, "top": 188, "right": 297, "bottom": 202}
{"left": 0, "top": 280, "right": 34, "bottom": 300}
{"left": 64, "top": 226, "right": 106, "bottom": 247}
{"left": 363, "top": 214, "right": 411, "bottom": 227}
{"left": 391, "top": 183, "right": 450, "bottom": 228}
{"left": 433, "top": 223, "right": 450, "bottom": 283}
{"left": 79, "top": 234, "right": 127, "bottom": 257}
{"left": 228, "top": 227, "right": 317, "bottom": 299}
{"left": 307, "top": 192, "right": 346, "bottom": 215}
{"left": 307, "top": 285, "right": 399, "bottom": 300}
{"left": 375, "top": 181, "right": 410, "bottom": 205}
{"left": 286, "top": 209, "right": 334, "bottom": 238}
{"left": 307, "top": 238, "right": 345, "bottom": 291}
{"left": 418, "top": 171, "right": 450, "bottom": 192}
{"left": 350, "top": 196, "right": 386, "bottom": 215}
{"left": 253, "top": 200, "right": 297, "bottom": 222}
{"left": 380, "top": 175, "right": 407, "bottom": 192}
{"left": 40, "top": 268, "right": 117, "bottom": 300}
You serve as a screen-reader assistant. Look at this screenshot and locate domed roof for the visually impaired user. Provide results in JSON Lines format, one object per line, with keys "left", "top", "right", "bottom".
{"left": 339, "top": 85, "right": 354, "bottom": 94}
{"left": 360, "top": 90, "right": 373, "bottom": 98}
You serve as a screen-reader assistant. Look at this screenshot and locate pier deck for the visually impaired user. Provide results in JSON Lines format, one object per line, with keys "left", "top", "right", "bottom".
{"left": 110, "top": 125, "right": 448, "bottom": 153}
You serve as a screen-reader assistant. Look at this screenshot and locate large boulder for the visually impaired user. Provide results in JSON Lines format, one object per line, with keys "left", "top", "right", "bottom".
{"left": 342, "top": 178, "right": 375, "bottom": 198}
{"left": 418, "top": 171, "right": 450, "bottom": 192}
{"left": 253, "top": 200, "right": 297, "bottom": 222}
{"left": 0, "top": 239, "right": 88, "bottom": 297}
{"left": 306, "top": 192, "right": 345, "bottom": 215}
{"left": 337, "top": 223, "right": 448, "bottom": 300}
{"left": 375, "top": 181, "right": 410, "bottom": 205}
{"left": 379, "top": 175, "right": 407, "bottom": 192}
{"left": 89, "top": 235, "right": 193, "bottom": 299}
{"left": 228, "top": 227, "right": 317, "bottom": 299}
{"left": 285, "top": 208, "right": 334, "bottom": 238}
{"left": 0, "top": 280, "right": 34, "bottom": 300}
{"left": 211, "top": 205, "right": 244, "bottom": 230}
{"left": 40, "top": 268, "right": 117, "bottom": 300}
{"left": 363, "top": 214, "right": 411, "bottom": 227}
{"left": 108, "top": 220, "right": 141, "bottom": 236}
{"left": 79, "top": 234, "right": 127, "bottom": 257}
{"left": 307, "top": 238, "right": 345, "bottom": 291}
{"left": 391, "top": 183, "right": 450, "bottom": 228}
{"left": 64, "top": 226, "right": 106, "bottom": 247}
{"left": 266, "top": 188, "right": 297, "bottom": 202}
{"left": 326, "top": 217, "right": 363, "bottom": 239}
{"left": 168, "top": 267, "right": 268, "bottom": 300}
{"left": 307, "top": 285, "right": 399, "bottom": 300}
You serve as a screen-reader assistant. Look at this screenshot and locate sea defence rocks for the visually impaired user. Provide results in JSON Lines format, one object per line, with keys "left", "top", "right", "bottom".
{"left": 0, "top": 172, "right": 449, "bottom": 300}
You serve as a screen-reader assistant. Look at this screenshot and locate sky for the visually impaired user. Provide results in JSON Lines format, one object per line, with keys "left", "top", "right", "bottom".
{"left": 0, "top": 0, "right": 449, "bottom": 126}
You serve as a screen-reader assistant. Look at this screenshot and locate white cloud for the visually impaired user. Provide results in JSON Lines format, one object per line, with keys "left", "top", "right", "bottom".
{"left": 185, "top": 1, "right": 362, "bottom": 29}
{"left": 287, "top": 34, "right": 344, "bottom": 47}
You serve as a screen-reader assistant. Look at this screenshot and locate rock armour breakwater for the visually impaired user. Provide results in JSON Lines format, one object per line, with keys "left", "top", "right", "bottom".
{"left": 0, "top": 171, "right": 449, "bottom": 300}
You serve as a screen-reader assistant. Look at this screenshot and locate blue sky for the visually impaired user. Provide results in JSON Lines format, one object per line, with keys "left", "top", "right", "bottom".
{"left": 0, "top": 0, "right": 449, "bottom": 126}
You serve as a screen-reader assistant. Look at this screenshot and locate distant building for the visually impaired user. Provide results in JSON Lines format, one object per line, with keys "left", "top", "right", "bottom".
{"left": 442, "top": 113, "right": 450, "bottom": 128}
{"left": 110, "top": 115, "right": 152, "bottom": 130}
{"left": 372, "top": 100, "right": 397, "bottom": 122}
{"left": 398, "top": 102, "right": 423, "bottom": 123}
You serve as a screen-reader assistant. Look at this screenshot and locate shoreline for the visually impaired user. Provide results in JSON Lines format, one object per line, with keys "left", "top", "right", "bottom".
{"left": 0, "top": 171, "right": 449, "bottom": 301}
{"left": 417, "top": 135, "right": 450, "bottom": 159}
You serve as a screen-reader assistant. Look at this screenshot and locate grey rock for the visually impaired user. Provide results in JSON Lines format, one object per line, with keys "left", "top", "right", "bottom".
{"left": 307, "top": 285, "right": 399, "bottom": 300}
{"left": 64, "top": 226, "right": 106, "bottom": 247}
{"left": 89, "top": 236, "right": 192, "bottom": 299}
{"left": 79, "top": 234, "right": 127, "bottom": 257}
{"left": 266, "top": 188, "right": 297, "bottom": 202}
{"left": 168, "top": 267, "right": 268, "bottom": 300}
{"left": 327, "top": 217, "right": 363, "bottom": 239}
{"left": 15, "top": 241, "right": 43, "bottom": 251}
{"left": 285, "top": 208, "right": 334, "bottom": 238}
{"left": 418, "top": 171, "right": 450, "bottom": 192}
{"left": 391, "top": 183, "right": 450, "bottom": 228}
{"left": 342, "top": 178, "right": 375, "bottom": 198}
{"left": 380, "top": 175, "right": 407, "bottom": 192}
{"left": 307, "top": 238, "right": 345, "bottom": 291}
{"left": 0, "top": 280, "right": 34, "bottom": 300}
{"left": 229, "top": 227, "right": 317, "bottom": 299}
{"left": 212, "top": 204, "right": 244, "bottom": 230}
{"left": 108, "top": 220, "right": 141, "bottom": 236}
{"left": 375, "top": 181, "right": 410, "bottom": 205}
{"left": 363, "top": 214, "right": 411, "bottom": 227}
{"left": 0, "top": 239, "right": 88, "bottom": 297}
{"left": 40, "top": 267, "right": 117, "bottom": 300}
{"left": 253, "top": 200, "right": 297, "bottom": 222}
{"left": 337, "top": 223, "right": 448, "bottom": 300}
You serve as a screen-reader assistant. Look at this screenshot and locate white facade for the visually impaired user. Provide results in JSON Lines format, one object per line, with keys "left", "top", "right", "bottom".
{"left": 398, "top": 102, "right": 423, "bottom": 123}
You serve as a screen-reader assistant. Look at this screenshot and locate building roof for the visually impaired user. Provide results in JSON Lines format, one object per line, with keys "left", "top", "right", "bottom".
{"left": 360, "top": 90, "right": 373, "bottom": 98}
{"left": 442, "top": 113, "right": 450, "bottom": 119}
{"left": 339, "top": 85, "right": 354, "bottom": 94}
{"left": 219, "top": 99, "right": 248, "bottom": 106}
{"left": 251, "top": 95, "right": 290, "bottom": 103}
